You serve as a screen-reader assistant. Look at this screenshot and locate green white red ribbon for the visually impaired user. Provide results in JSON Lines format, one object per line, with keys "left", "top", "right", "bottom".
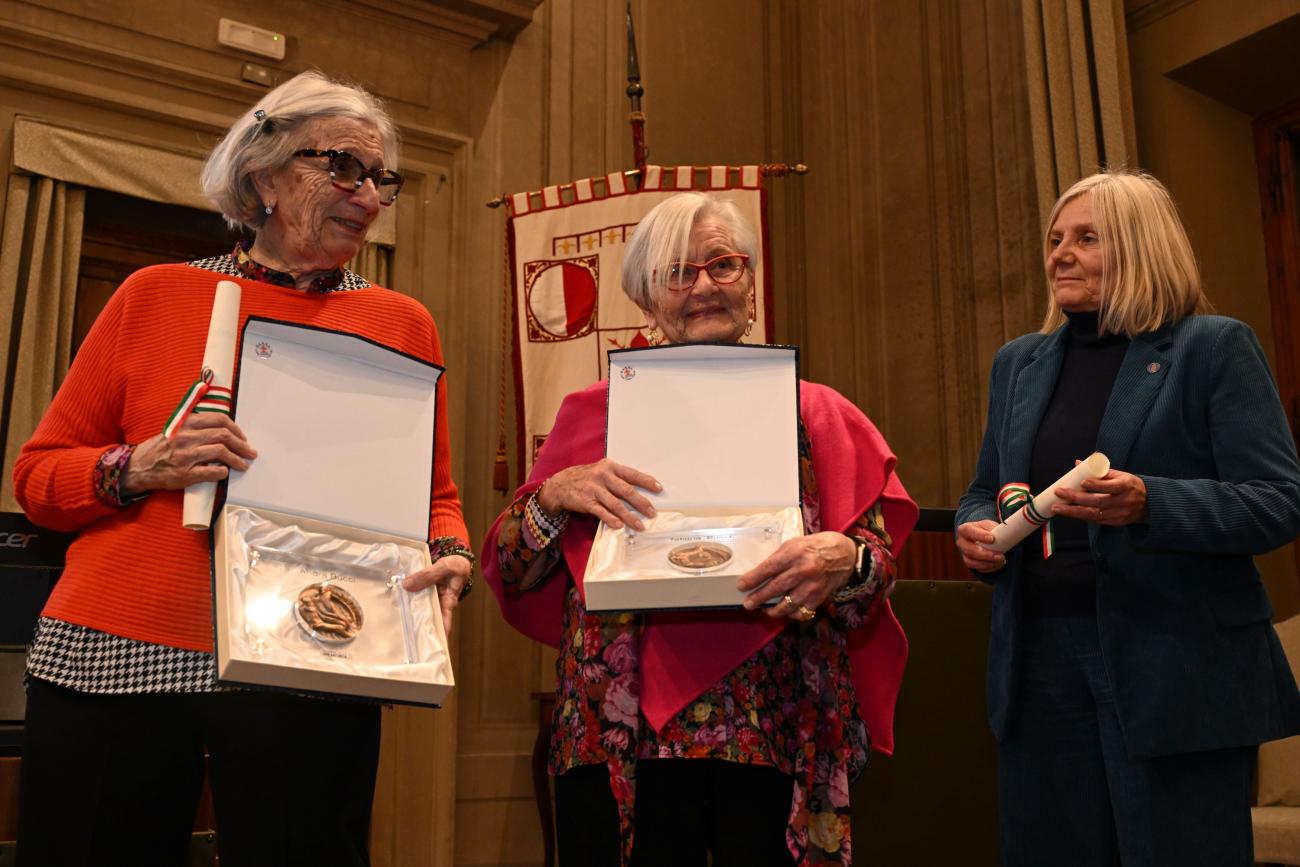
{"left": 996, "top": 481, "right": 1055, "bottom": 558}
{"left": 996, "top": 482, "right": 1031, "bottom": 520}
{"left": 162, "top": 368, "right": 231, "bottom": 439}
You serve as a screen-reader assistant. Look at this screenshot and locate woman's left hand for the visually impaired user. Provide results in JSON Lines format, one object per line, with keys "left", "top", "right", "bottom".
{"left": 1052, "top": 469, "right": 1148, "bottom": 526}
{"left": 735, "top": 532, "right": 857, "bottom": 620}
{"left": 402, "top": 554, "right": 474, "bottom": 635}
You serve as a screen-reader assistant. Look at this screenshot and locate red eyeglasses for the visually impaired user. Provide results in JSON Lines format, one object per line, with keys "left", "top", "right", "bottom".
{"left": 661, "top": 253, "right": 749, "bottom": 291}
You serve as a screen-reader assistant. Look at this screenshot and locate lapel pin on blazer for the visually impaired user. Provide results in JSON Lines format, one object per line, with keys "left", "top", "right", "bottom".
{"left": 1147, "top": 362, "right": 1161, "bottom": 374}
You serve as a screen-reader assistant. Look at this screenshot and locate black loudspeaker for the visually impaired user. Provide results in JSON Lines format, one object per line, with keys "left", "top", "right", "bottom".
{"left": 0, "top": 513, "right": 72, "bottom": 753}
{"left": 0, "top": 513, "right": 70, "bottom": 644}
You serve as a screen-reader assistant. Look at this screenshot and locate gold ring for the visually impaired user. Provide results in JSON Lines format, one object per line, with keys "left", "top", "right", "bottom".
{"left": 782, "top": 594, "right": 795, "bottom": 609}
{"left": 797, "top": 604, "right": 816, "bottom": 621}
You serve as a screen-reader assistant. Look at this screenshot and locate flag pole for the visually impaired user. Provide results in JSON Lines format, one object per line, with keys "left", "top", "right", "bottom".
{"left": 626, "top": 2, "right": 648, "bottom": 177}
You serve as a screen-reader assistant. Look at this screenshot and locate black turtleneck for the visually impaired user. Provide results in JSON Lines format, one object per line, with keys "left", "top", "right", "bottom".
{"left": 1021, "top": 310, "right": 1130, "bottom": 615}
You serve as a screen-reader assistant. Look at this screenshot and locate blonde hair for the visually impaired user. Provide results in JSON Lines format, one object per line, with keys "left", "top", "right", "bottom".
{"left": 201, "top": 70, "right": 399, "bottom": 232}
{"left": 620, "top": 192, "right": 758, "bottom": 310}
{"left": 1040, "top": 170, "right": 1210, "bottom": 337}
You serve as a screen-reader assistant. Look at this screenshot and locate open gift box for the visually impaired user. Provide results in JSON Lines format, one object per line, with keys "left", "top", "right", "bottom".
{"left": 212, "top": 318, "right": 454, "bottom": 706}
{"left": 584, "top": 343, "right": 804, "bottom": 612}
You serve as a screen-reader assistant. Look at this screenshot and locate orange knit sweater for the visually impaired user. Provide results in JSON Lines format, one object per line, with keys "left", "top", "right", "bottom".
{"left": 14, "top": 263, "right": 470, "bottom": 653}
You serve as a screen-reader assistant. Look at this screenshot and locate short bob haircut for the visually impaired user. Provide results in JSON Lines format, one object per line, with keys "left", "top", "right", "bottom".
{"left": 1040, "top": 170, "right": 1210, "bottom": 337}
{"left": 201, "top": 70, "right": 399, "bottom": 232}
{"left": 621, "top": 192, "right": 758, "bottom": 311}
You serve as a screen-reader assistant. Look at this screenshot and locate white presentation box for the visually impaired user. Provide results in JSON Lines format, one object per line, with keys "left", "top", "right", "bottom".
{"left": 584, "top": 343, "right": 804, "bottom": 612}
{"left": 212, "top": 318, "right": 454, "bottom": 706}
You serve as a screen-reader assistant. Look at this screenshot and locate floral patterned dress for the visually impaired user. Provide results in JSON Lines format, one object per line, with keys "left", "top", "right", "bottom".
{"left": 493, "top": 422, "right": 898, "bottom": 865}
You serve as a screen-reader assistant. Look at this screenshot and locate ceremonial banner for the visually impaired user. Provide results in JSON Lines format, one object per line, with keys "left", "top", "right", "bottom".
{"left": 506, "top": 165, "right": 773, "bottom": 479}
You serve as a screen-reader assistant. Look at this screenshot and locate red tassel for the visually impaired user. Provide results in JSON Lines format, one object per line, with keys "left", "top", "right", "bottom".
{"left": 493, "top": 444, "right": 509, "bottom": 493}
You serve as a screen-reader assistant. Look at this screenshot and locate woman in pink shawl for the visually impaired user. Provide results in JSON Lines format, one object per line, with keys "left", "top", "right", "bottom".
{"left": 482, "top": 192, "right": 917, "bottom": 866}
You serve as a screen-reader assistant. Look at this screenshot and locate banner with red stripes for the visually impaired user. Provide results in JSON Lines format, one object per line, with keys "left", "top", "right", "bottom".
{"left": 505, "top": 165, "right": 773, "bottom": 480}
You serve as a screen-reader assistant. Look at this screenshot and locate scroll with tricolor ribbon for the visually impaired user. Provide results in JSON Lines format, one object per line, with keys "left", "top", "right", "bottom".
{"left": 181, "top": 279, "right": 242, "bottom": 530}
{"left": 987, "top": 452, "right": 1111, "bottom": 556}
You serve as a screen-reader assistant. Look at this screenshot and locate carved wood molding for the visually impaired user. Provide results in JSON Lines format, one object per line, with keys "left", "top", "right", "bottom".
{"left": 1123, "top": 0, "right": 1197, "bottom": 32}
{"left": 345, "top": 0, "right": 542, "bottom": 42}
{"left": 0, "top": 20, "right": 471, "bottom": 164}
{"left": 0, "top": 20, "right": 261, "bottom": 125}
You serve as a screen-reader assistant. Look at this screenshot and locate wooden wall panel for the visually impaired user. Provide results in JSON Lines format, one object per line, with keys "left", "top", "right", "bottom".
{"left": 789, "top": 0, "right": 1041, "bottom": 508}
{"left": 453, "top": 10, "right": 556, "bottom": 867}
{"left": 1124, "top": 0, "right": 1300, "bottom": 616}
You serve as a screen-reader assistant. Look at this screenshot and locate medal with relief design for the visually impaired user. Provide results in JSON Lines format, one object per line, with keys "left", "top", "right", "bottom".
{"left": 294, "top": 582, "right": 364, "bottom": 644}
{"left": 667, "top": 541, "right": 734, "bottom": 573}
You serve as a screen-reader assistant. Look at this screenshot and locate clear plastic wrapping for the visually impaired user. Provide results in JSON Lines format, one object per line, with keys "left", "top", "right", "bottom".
{"left": 222, "top": 506, "right": 448, "bottom": 686}
{"left": 588, "top": 508, "right": 802, "bottom": 583}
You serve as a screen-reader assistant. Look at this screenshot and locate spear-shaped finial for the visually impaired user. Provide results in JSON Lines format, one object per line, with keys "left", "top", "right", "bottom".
{"left": 626, "top": 1, "right": 648, "bottom": 174}
{"left": 626, "top": 2, "right": 643, "bottom": 111}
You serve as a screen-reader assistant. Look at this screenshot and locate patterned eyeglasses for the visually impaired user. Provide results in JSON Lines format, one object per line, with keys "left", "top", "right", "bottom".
{"left": 293, "top": 149, "right": 403, "bottom": 205}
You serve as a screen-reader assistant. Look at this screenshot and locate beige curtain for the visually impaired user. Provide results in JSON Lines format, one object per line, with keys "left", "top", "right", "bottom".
{"left": 0, "top": 175, "right": 85, "bottom": 513}
{"left": 347, "top": 243, "right": 393, "bottom": 288}
{"left": 11, "top": 117, "right": 396, "bottom": 247}
{"left": 1022, "top": 0, "right": 1138, "bottom": 223}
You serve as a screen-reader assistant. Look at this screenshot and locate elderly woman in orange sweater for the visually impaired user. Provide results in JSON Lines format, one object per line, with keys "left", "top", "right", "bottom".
{"left": 12, "top": 71, "right": 471, "bottom": 867}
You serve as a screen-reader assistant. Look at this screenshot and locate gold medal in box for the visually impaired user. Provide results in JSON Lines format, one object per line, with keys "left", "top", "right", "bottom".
{"left": 619, "top": 523, "right": 782, "bottom": 580}
{"left": 234, "top": 527, "right": 432, "bottom": 672}
{"left": 295, "top": 582, "right": 364, "bottom": 644}
{"left": 667, "top": 541, "right": 733, "bottom": 573}
{"left": 585, "top": 344, "right": 805, "bottom": 612}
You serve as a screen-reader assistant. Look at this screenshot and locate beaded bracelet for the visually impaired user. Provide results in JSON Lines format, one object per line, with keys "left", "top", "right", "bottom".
{"left": 429, "top": 536, "right": 476, "bottom": 601}
{"left": 525, "top": 489, "right": 569, "bottom": 548}
{"left": 430, "top": 535, "right": 476, "bottom": 565}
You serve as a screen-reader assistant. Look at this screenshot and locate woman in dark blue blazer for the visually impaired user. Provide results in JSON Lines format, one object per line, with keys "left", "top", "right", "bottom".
{"left": 956, "top": 169, "right": 1300, "bottom": 866}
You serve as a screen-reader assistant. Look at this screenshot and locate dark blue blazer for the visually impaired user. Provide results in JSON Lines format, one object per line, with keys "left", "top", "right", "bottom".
{"left": 957, "top": 314, "right": 1300, "bottom": 758}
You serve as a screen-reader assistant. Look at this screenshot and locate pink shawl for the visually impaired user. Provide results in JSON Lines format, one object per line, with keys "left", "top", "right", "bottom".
{"left": 481, "top": 380, "right": 918, "bottom": 755}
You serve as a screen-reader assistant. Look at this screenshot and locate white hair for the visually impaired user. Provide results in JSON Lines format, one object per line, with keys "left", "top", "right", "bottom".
{"left": 620, "top": 192, "right": 758, "bottom": 309}
{"left": 201, "top": 70, "right": 399, "bottom": 232}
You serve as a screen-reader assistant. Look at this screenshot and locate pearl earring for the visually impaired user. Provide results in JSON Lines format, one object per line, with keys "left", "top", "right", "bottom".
{"left": 264, "top": 204, "right": 274, "bottom": 215}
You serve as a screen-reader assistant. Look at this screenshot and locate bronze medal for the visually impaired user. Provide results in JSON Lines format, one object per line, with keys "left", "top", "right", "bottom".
{"left": 294, "top": 582, "right": 364, "bottom": 644}
{"left": 667, "top": 541, "right": 733, "bottom": 573}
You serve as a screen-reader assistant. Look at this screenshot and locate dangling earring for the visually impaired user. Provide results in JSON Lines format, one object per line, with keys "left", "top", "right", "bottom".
{"left": 744, "top": 318, "right": 754, "bottom": 338}
{"left": 647, "top": 327, "right": 660, "bottom": 346}
{"left": 264, "top": 203, "right": 274, "bottom": 215}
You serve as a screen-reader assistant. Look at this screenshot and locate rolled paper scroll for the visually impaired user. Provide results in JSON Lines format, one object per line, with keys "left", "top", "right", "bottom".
{"left": 987, "top": 452, "right": 1111, "bottom": 554}
{"left": 183, "top": 280, "right": 242, "bottom": 530}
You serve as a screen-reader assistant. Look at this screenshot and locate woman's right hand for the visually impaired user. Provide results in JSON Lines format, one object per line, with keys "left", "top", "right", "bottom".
{"left": 536, "top": 459, "right": 662, "bottom": 530}
{"left": 122, "top": 413, "right": 257, "bottom": 495}
{"left": 956, "top": 520, "right": 1006, "bottom": 573}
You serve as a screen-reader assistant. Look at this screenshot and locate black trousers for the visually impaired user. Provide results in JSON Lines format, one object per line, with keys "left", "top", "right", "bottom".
{"left": 555, "top": 759, "right": 798, "bottom": 867}
{"left": 17, "top": 676, "right": 381, "bottom": 867}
